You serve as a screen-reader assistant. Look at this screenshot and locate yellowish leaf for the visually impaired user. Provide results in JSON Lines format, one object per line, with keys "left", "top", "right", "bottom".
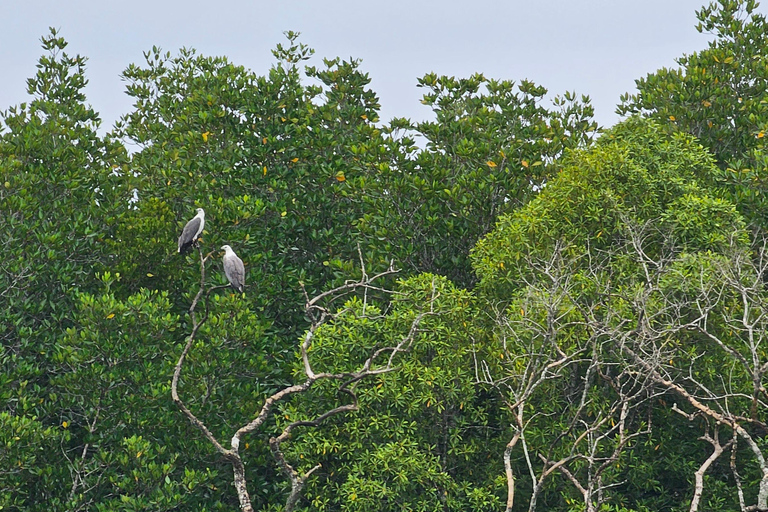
{"left": 136, "top": 451, "right": 142, "bottom": 458}
{"left": 336, "top": 172, "right": 346, "bottom": 182}
{"left": 281, "top": 211, "right": 287, "bottom": 217}
{"left": 669, "top": 115, "right": 676, "bottom": 121}
{"left": 202, "top": 131, "right": 210, "bottom": 142}
{"left": 486, "top": 160, "right": 497, "bottom": 168}
{"left": 361, "top": 114, "right": 367, "bottom": 120}
{"left": 758, "top": 131, "right": 765, "bottom": 139}
{"left": 62, "top": 421, "right": 68, "bottom": 428}
{"left": 263, "top": 166, "right": 267, "bottom": 176}
{"left": 291, "top": 157, "right": 299, "bottom": 163}
{"left": 262, "top": 137, "right": 267, "bottom": 144}
{"left": 702, "top": 100, "right": 712, "bottom": 107}
{"left": 146, "top": 273, "right": 154, "bottom": 278}
{"left": 106, "top": 313, "right": 115, "bottom": 319}
{"left": 521, "top": 160, "right": 529, "bottom": 168}
{"left": 3, "top": 181, "right": 9, "bottom": 188}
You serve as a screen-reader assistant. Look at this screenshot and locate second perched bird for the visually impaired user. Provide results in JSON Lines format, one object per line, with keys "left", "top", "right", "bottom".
{"left": 221, "top": 245, "right": 245, "bottom": 293}
{"left": 178, "top": 208, "right": 205, "bottom": 254}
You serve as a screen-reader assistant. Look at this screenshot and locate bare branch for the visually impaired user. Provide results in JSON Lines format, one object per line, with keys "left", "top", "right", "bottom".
{"left": 172, "top": 248, "right": 438, "bottom": 511}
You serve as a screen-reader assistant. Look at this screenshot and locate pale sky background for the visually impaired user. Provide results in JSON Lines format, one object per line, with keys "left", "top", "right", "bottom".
{"left": 1, "top": 1, "right": 765, "bottom": 132}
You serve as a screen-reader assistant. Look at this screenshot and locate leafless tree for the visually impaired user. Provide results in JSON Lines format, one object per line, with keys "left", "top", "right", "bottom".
{"left": 479, "top": 222, "right": 768, "bottom": 512}
{"left": 614, "top": 229, "right": 768, "bottom": 512}
{"left": 477, "top": 242, "right": 659, "bottom": 512}
{"left": 172, "top": 247, "right": 438, "bottom": 511}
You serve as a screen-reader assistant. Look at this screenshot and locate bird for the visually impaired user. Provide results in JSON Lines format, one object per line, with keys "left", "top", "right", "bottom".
{"left": 178, "top": 208, "right": 205, "bottom": 254}
{"left": 221, "top": 245, "right": 245, "bottom": 293}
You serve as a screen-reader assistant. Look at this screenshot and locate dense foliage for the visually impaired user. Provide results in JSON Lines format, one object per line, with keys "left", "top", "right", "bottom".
{"left": 3, "top": 2, "right": 768, "bottom": 510}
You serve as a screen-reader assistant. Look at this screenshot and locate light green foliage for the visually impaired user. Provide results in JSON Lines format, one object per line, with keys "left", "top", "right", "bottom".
{"left": 49, "top": 275, "right": 228, "bottom": 509}
{"left": 0, "top": 412, "right": 65, "bottom": 510}
{"left": 282, "top": 275, "right": 504, "bottom": 511}
{"left": 338, "top": 439, "right": 454, "bottom": 512}
{"left": 93, "top": 436, "right": 211, "bottom": 512}
{"left": 472, "top": 117, "right": 745, "bottom": 296}
{"left": 470, "top": 116, "right": 751, "bottom": 511}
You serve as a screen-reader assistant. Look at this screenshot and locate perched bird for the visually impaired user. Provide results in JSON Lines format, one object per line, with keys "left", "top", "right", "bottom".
{"left": 178, "top": 208, "right": 205, "bottom": 254}
{"left": 221, "top": 245, "right": 245, "bottom": 293}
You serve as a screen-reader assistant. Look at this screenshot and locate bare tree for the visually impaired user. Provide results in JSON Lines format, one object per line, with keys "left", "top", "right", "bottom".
{"left": 598, "top": 226, "right": 768, "bottom": 512}
{"left": 479, "top": 223, "right": 768, "bottom": 512}
{"left": 477, "top": 243, "right": 659, "bottom": 512}
{"left": 172, "top": 248, "right": 437, "bottom": 511}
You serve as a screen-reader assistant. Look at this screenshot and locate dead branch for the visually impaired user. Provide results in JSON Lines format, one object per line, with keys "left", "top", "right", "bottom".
{"left": 172, "top": 248, "right": 437, "bottom": 511}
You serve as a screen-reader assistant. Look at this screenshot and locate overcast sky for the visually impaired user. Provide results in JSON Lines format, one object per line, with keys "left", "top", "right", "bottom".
{"left": 2, "top": 1, "right": 765, "bottom": 131}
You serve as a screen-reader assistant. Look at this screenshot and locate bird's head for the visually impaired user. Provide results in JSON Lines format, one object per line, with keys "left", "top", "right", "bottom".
{"left": 221, "top": 244, "right": 232, "bottom": 253}
{"left": 196, "top": 207, "right": 205, "bottom": 217}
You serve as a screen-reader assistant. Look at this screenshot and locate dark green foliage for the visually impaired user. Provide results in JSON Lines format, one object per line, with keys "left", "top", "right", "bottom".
{"left": 358, "top": 74, "right": 597, "bottom": 288}
{"left": 0, "top": 29, "right": 128, "bottom": 510}
{"left": 113, "top": 33, "right": 386, "bottom": 332}
{"left": 619, "top": 0, "right": 768, "bottom": 223}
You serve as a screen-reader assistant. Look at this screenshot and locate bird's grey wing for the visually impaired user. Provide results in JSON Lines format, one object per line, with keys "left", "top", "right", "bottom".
{"left": 178, "top": 217, "right": 201, "bottom": 246}
{"left": 230, "top": 255, "right": 245, "bottom": 290}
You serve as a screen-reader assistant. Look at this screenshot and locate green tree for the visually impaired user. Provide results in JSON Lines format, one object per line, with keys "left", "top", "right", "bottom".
{"left": 0, "top": 29, "right": 127, "bottom": 510}
{"left": 289, "top": 274, "right": 505, "bottom": 511}
{"left": 619, "top": 0, "right": 768, "bottom": 222}
{"left": 471, "top": 117, "right": 747, "bottom": 511}
{"left": 114, "top": 32, "right": 387, "bottom": 334}
{"left": 358, "top": 75, "right": 597, "bottom": 288}
{"left": 52, "top": 277, "right": 220, "bottom": 510}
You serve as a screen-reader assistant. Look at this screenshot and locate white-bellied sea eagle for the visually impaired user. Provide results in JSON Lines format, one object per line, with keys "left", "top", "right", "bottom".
{"left": 178, "top": 208, "right": 205, "bottom": 254}
{"left": 221, "top": 244, "right": 245, "bottom": 293}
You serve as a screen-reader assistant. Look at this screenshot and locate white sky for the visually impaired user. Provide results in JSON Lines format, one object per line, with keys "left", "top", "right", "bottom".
{"left": 2, "top": 1, "right": 765, "bottom": 131}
